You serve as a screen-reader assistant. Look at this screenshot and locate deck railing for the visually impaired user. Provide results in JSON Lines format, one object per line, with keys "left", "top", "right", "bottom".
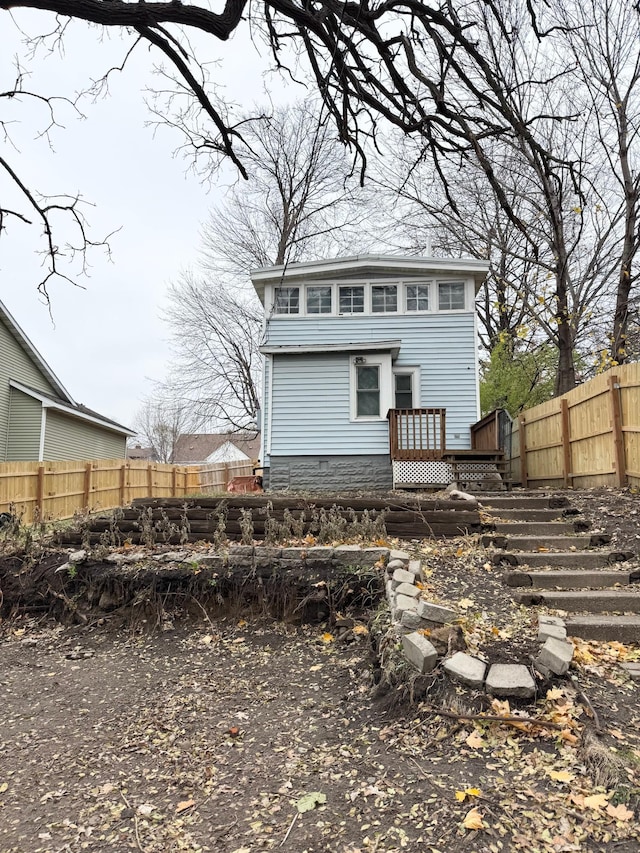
{"left": 388, "top": 408, "right": 447, "bottom": 460}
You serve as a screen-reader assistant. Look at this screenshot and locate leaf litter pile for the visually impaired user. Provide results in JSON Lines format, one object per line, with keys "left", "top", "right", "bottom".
{"left": 1, "top": 489, "right": 640, "bottom": 852}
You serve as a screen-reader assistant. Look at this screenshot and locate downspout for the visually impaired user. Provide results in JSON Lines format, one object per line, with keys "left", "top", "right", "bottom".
{"left": 38, "top": 405, "right": 47, "bottom": 462}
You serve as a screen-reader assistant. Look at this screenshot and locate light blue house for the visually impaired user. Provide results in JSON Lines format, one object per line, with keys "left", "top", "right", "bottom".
{"left": 251, "top": 255, "right": 491, "bottom": 491}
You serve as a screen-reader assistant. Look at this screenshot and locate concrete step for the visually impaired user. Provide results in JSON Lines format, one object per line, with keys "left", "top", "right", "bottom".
{"left": 478, "top": 495, "right": 570, "bottom": 510}
{"left": 483, "top": 534, "right": 606, "bottom": 551}
{"left": 487, "top": 508, "right": 573, "bottom": 522}
{"left": 493, "top": 521, "right": 589, "bottom": 536}
{"left": 565, "top": 615, "right": 640, "bottom": 643}
{"left": 493, "top": 550, "right": 634, "bottom": 569}
{"left": 504, "top": 569, "right": 636, "bottom": 589}
{"left": 515, "top": 589, "right": 640, "bottom": 612}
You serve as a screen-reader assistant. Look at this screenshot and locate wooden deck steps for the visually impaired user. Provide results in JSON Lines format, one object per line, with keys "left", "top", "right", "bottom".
{"left": 564, "top": 616, "right": 640, "bottom": 644}
{"left": 479, "top": 490, "right": 640, "bottom": 643}
{"left": 492, "top": 521, "right": 588, "bottom": 536}
{"left": 504, "top": 569, "right": 638, "bottom": 589}
{"left": 514, "top": 590, "right": 640, "bottom": 613}
{"left": 492, "top": 550, "right": 633, "bottom": 569}
{"left": 482, "top": 533, "right": 609, "bottom": 551}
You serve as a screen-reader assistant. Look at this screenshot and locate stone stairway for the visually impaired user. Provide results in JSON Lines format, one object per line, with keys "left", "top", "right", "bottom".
{"left": 479, "top": 492, "right": 640, "bottom": 643}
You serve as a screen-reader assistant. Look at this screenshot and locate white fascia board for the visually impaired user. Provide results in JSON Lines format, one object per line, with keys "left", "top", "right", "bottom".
{"left": 260, "top": 340, "right": 402, "bottom": 359}
{"left": 0, "top": 299, "right": 75, "bottom": 404}
{"left": 250, "top": 254, "right": 490, "bottom": 302}
{"left": 9, "top": 380, "right": 136, "bottom": 436}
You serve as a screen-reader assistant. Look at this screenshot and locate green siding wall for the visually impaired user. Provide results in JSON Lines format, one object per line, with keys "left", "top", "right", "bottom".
{"left": 0, "top": 316, "right": 58, "bottom": 461}
{"left": 6, "top": 388, "right": 42, "bottom": 461}
{"left": 43, "top": 410, "right": 126, "bottom": 461}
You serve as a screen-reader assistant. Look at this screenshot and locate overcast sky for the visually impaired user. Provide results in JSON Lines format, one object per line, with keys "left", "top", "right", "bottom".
{"left": 1, "top": 9, "right": 278, "bottom": 430}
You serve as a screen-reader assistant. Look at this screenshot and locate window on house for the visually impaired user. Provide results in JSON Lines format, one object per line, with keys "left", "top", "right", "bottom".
{"left": 273, "top": 287, "right": 300, "bottom": 314}
{"left": 438, "top": 281, "right": 466, "bottom": 310}
{"left": 339, "top": 285, "right": 365, "bottom": 313}
{"left": 356, "top": 365, "right": 380, "bottom": 416}
{"left": 306, "top": 286, "right": 332, "bottom": 314}
{"left": 371, "top": 285, "right": 398, "bottom": 313}
{"left": 406, "top": 283, "right": 430, "bottom": 312}
{"left": 394, "top": 373, "right": 413, "bottom": 408}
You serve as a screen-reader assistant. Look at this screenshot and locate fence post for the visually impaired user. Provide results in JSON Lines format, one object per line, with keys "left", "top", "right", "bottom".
{"left": 147, "top": 463, "right": 154, "bottom": 497}
{"left": 36, "top": 463, "right": 45, "bottom": 520}
{"left": 560, "top": 399, "right": 572, "bottom": 488}
{"left": 518, "top": 414, "right": 528, "bottom": 488}
{"left": 609, "top": 374, "right": 627, "bottom": 487}
{"left": 119, "top": 463, "right": 127, "bottom": 507}
{"left": 83, "top": 462, "right": 93, "bottom": 509}
{"left": 223, "top": 463, "right": 230, "bottom": 491}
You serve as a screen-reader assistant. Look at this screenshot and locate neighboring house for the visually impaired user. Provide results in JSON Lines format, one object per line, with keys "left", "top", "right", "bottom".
{"left": 126, "top": 444, "right": 157, "bottom": 462}
{"left": 0, "top": 298, "right": 134, "bottom": 461}
{"left": 172, "top": 432, "right": 261, "bottom": 465}
{"left": 251, "top": 254, "right": 492, "bottom": 490}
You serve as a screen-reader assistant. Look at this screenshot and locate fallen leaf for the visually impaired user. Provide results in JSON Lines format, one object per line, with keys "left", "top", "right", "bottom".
{"left": 584, "top": 793, "right": 609, "bottom": 810}
{"left": 0, "top": 783, "right": 8, "bottom": 794}
{"left": 321, "top": 633, "right": 335, "bottom": 644}
{"left": 462, "top": 807, "right": 485, "bottom": 830}
{"left": 228, "top": 726, "right": 241, "bottom": 738}
{"left": 309, "top": 664, "right": 323, "bottom": 672}
{"left": 137, "top": 804, "right": 155, "bottom": 816}
{"left": 458, "top": 598, "right": 475, "bottom": 610}
{"left": 176, "top": 799, "right": 196, "bottom": 813}
{"left": 352, "top": 625, "right": 369, "bottom": 636}
{"left": 547, "top": 770, "right": 574, "bottom": 783}
{"left": 456, "top": 787, "right": 482, "bottom": 802}
{"left": 465, "top": 731, "right": 486, "bottom": 749}
{"left": 606, "top": 803, "right": 633, "bottom": 821}
{"left": 546, "top": 688, "right": 565, "bottom": 701}
{"left": 295, "top": 791, "right": 327, "bottom": 813}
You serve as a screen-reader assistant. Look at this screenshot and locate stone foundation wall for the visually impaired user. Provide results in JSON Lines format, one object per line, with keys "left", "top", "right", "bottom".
{"left": 268, "top": 455, "right": 393, "bottom": 491}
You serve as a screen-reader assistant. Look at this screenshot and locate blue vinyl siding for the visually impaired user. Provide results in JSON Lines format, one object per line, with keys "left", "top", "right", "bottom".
{"left": 270, "top": 354, "right": 390, "bottom": 456}
{"left": 265, "top": 313, "right": 478, "bottom": 456}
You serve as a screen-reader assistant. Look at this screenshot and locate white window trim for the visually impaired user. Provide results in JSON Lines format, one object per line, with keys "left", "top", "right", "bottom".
{"left": 392, "top": 366, "right": 421, "bottom": 409}
{"left": 404, "top": 282, "right": 433, "bottom": 314}
{"left": 349, "top": 354, "right": 393, "bottom": 422}
{"left": 265, "top": 277, "right": 473, "bottom": 318}
{"left": 436, "top": 279, "right": 467, "bottom": 312}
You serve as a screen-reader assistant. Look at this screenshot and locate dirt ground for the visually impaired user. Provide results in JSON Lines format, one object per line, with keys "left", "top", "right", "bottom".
{"left": 0, "top": 487, "right": 639, "bottom": 853}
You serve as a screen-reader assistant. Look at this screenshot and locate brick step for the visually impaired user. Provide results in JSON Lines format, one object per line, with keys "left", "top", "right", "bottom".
{"left": 493, "top": 550, "right": 634, "bottom": 569}
{"left": 492, "top": 521, "right": 588, "bottom": 536}
{"left": 565, "top": 615, "right": 640, "bottom": 643}
{"left": 483, "top": 534, "right": 608, "bottom": 551}
{"left": 515, "top": 589, "right": 640, "bottom": 613}
{"left": 504, "top": 569, "right": 637, "bottom": 589}
{"left": 487, "top": 508, "right": 574, "bottom": 522}
{"left": 478, "top": 495, "right": 570, "bottom": 510}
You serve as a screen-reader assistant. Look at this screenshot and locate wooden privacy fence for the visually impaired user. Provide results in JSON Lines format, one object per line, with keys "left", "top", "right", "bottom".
{"left": 0, "top": 458, "right": 254, "bottom": 524}
{"left": 509, "top": 363, "right": 640, "bottom": 489}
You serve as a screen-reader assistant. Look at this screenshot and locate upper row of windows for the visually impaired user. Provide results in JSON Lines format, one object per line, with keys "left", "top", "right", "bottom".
{"left": 271, "top": 281, "right": 467, "bottom": 316}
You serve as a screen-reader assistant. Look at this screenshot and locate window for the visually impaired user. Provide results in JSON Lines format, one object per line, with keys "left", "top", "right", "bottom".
{"left": 438, "top": 281, "right": 465, "bottom": 310}
{"left": 406, "top": 283, "right": 430, "bottom": 312}
{"left": 356, "top": 365, "right": 380, "bottom": 417}
{"left": 339, "top": 285, "right": 365, "bottom": 313}
{"left": 306, "top": 286, "right": 332, "bottom": 314}
{"left": 372, "top": 284, "right": 398, "bottom": 313}
{"left": 394, "top": 373, "right": 413, "bottom": 408}
{"left": 274, "top": 287, "right": 300, "bottom": 314}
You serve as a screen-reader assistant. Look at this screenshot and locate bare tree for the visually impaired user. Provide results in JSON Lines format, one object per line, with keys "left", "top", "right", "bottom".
{"left": 133, "top": 394, "right": 193, "bottom": 463}
{"left": 163, "top": 271, "right": 262, "bottom": 432}
{"left": 200, "top": 101, "right": 374, "bottom": 275}
{"left": 164, "top": 98, "right": 376, "bottom": 432}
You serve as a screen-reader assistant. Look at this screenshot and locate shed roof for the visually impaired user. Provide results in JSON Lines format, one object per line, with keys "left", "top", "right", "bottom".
{"left": 173, "top": 432, "right": 261, "bottom": 464}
